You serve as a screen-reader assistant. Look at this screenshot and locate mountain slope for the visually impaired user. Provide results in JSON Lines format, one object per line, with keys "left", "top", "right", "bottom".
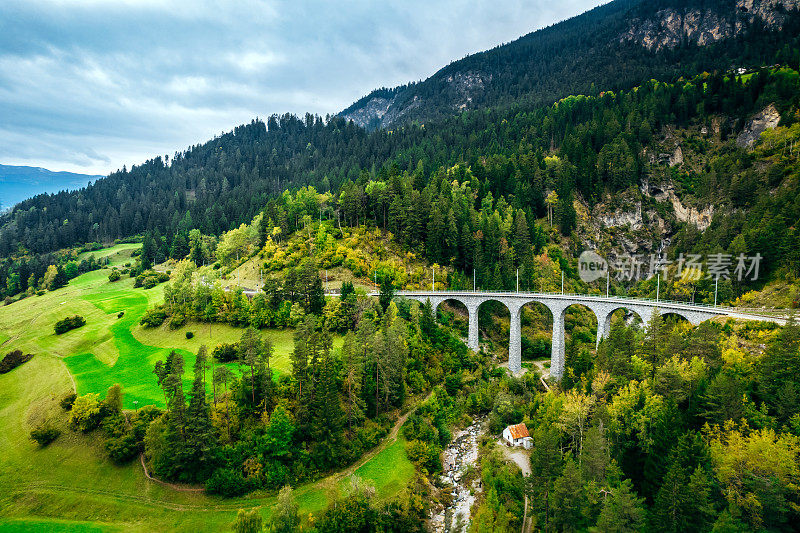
{"left": 340, "top": 0, "right": 800, "bottom": 129}
{"left": 0, "top": 165, "right": 102, "bottom": 210}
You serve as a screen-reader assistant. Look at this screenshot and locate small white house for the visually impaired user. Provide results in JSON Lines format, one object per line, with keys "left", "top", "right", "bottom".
{"left": 503, "top": 422, "right": 533, "bottom": 449}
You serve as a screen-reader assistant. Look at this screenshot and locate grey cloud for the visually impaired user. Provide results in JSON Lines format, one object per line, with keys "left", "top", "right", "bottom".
{"left": 0, "top": 0, "right": 603, "bottom": 175}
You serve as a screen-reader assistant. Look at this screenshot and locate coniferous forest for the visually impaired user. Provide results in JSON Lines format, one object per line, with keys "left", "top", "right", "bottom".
{"left": 3, "top": 66, "right": 800, "bottom": 302}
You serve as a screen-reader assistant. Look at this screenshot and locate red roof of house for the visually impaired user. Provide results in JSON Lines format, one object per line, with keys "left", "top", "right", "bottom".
{"left": 507, "top": 423, "right": 529, "bottom": 440}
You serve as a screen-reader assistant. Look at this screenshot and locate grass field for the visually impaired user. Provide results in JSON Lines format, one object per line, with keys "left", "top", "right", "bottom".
{"left": 0, "top": 243, "right": 342, "bottom": 409}
{"left": 0, "top": 244, "right": 413, "bottom": 531}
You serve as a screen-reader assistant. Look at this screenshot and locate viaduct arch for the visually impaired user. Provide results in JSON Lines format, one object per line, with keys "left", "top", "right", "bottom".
{"left": 394, "top": 290, "right": 787, "bottom": 380}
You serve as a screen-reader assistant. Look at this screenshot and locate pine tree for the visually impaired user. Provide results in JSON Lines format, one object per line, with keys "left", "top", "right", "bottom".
{"left": 551, "top": 458, "right": 588, "bottom": 532}
{"left": 141, "top": 231, "right": 154, "bottom": 271}
{"left": 596, "top": 479, "right": 646, "bottom": 533}
{"left": 529, "top": 425, "right": 563, "bottom": 530}
{"left": 651, "top": 462, "right": 691, "bottom": 533}
{"left": 183, "top": 345, "right": 215, "bottom": 479}
{"left": 161, "top": 351, "right": 186, "bottom": 432}
{"left": 170, "top": 232, "right": 189, "bottom": 260}
{"left": 311, "top": 348, "right": 345, "bottom": 469}
{"left": 642, "top": 310, "right": 664, "bottom": 383}
{"left": 238, "top": 328, "right": 264, "bottom": 408}
{"left": 341, "top": 331, "right": 364, "bottom": 436}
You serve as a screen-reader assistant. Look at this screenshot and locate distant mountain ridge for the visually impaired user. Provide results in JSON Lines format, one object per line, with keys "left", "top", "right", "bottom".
{"left": 0, "top": 165, "right": 102, "bottom": 210}
{"left": 339, "top": 0, "right": 800, "bottom": 130}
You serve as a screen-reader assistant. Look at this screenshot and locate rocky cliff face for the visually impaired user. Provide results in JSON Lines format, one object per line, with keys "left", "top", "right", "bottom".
{"left": 341, "top": 95, "right": 396, "bottom": 130}
{"left": 736, "top": 103, "right": 782, "bottom": 148}
{"left": 340, "top": 71, "right": 491, "bottom": 130}
{"left": 621, "top": 0, "right": 800, "bottom": 51}
{"left": 577, "top": 176, "right": 716, "bottom": 261}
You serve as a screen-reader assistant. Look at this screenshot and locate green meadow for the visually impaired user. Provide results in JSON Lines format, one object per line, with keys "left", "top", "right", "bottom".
{"left": 0, "top": 244, "right": 412, "bottom": 531}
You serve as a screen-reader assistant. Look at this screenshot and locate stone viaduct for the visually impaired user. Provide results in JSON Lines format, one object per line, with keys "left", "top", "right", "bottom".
{"left": 394, "top": 290, "right": 788, "bottom": 380}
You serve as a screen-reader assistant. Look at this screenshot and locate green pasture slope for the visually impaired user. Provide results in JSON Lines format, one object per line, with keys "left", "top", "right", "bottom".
{"left": 0, "top": 244, "right": 412, "bottom": 531}
{"left": 1, "top": 243, "right": 340, "bottom": 408}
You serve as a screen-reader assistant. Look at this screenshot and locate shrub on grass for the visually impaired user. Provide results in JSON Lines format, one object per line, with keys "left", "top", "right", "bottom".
{"left": 185, "top": 331, "right": 194, "bottom": 339}
{"left": 233, "top": 509, "right": 263, "bottom": 533}
{"left": 142, "top": 276, "right": 159, "bottom": 289}
{"left": 212, "top": 343, "right": 239, "bottom": 363}
{"left": 206, "top": 467, "right": 250, "bottom": 497}
{"left": 106, "top": 431, "right": 141, "bottom": 463}
{"left": 0, "top": 350, "right": 34, "bottom": 373}
{"left": 108, "top": 270, "right": 121, "bottom": 282}
{"left": 60, "top": 393, "right": 77, "bottom": 410}
{"left": 168, "top": 312, "right": 187, "bottom": 329}
{"left": 30, "top": 425, "right": 61, "bottom": 447}
{"left": 134, "top": 270, "right": 170, "bottom": 289}
{"left": 69, "top": 393, "right": 103, "bottom": 432}
{"left": 106, "top": 405, "right": 161, "bottom": 464}
{"left": 140, "top": 307, "right": 167, "bottom": 328}
{"left": 54, "top": 315, "right": 86, "bottom": 335}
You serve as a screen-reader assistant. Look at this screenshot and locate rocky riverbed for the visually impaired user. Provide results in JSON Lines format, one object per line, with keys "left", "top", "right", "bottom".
{"left": 429, "top": 416, "right": 485, "bottom": 533}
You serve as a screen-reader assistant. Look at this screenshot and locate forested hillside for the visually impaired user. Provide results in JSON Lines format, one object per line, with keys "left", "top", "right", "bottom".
{"left": 341, "top": 0, "right": 800, "bottom": 129}
{"left": 2, "top": 65, "right": 799, "bottom": 307}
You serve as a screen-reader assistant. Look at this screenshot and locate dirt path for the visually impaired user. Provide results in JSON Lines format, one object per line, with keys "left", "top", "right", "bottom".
{"left": 498, "top": 440, "right": 531, "bottom": 476}
{"left": 60, "top": 358, "right": 77, "bottom": 394}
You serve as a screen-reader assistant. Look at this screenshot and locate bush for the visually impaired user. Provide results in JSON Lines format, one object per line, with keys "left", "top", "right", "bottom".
{"left": 54, "top": 315, "right": 86, "bottom": 335}
{"left": 212, "top": 343, "right": 239, "bottom": 363}
{"left": 0, "top": 350, "right": 34, "bottom": 373}
{"left": 30, "top": 425, "right": 61, "bottom": 447}
{"left": 105, "top": 432, "right": 141, "bottom": 463}
{"left": 206, "top": 467, "right": 250, "bottom": 497}
{"left": 108, "top": 270, "right": 121, "bottom": 282}
{"left": 185, "top": 331, "right": 194, "bottom": 339}
{"left": 69, "top": 393, "right": 103, "bottom": 432}
{"left": 60, "top": 393, "right": 77, "bottom": 410}
{"left": 134, "top": 270, "right": 170, "bottom": 289}
{"left": 106, "top": 404, "right": 162, "bottom": 464}
{"left": 168, "top": 313, "right": 187, "bottom": 329}
{"left": 140, "top": 307, "right": 167, "bottom": 328}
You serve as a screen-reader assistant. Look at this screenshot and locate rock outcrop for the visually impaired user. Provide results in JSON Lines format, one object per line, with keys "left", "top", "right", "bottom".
{"left": 736, "top": 103, "right": 782, "bottom": 148}
{"left": 621, "top": 0, "right": 800, "bottom": 51}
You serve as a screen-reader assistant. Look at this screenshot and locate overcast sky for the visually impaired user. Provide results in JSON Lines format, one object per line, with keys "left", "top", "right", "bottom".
{"left": 0, "top": 0, "right": 604, "bottom": 176}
